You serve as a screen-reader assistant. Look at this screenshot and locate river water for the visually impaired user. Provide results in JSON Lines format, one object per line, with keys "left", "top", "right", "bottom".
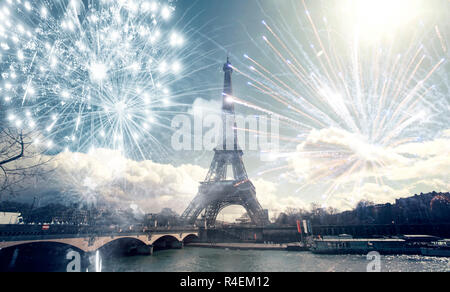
{"left": 101, "top": 247, "right": 450, "bottom": 272}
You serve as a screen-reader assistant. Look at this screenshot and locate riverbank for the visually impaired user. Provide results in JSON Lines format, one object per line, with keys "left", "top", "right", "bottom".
{"left": 186, "top": 242, "right": 288, "bottom": 251}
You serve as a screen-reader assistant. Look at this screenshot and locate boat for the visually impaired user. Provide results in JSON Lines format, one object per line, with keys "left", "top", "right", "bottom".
{"left": 311, "top": 237, "right": 411, "bottom": 255}
{"left": 420, "top": 240, "right": 450, "bottom": 257}
{"left": 421, "top": 246, "right": 450, "bottom": 257}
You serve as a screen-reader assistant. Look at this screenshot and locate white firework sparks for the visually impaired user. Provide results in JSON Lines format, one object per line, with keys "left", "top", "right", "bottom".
{"left": 1, "top": 0, "right": 186, "bottom": 160}
{"left": 235, "top": 0, "right": 449, "bottom": 207}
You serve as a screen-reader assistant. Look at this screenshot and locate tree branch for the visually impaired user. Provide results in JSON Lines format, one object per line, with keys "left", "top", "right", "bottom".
{"left": 0, "top": 132, "right": 24, "bottom": 166}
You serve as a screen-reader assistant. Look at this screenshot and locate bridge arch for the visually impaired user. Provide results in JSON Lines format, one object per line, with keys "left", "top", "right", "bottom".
{"left": 0, "top": 240, "right": 84, "bottom": 253}
{"left": 152, "top": 235, "right": 181, "bottom": 250}
{"left": 0, "top": 242, "right": 88, "bottom": 272}
{"left": 182, "top": 234, "right": 198, "bottom": 244}
{"left": 0, "top": 238, "right": 93, "bottom": 252}
{"left": 97, "top": 237, "right": 150, "bottom": 256}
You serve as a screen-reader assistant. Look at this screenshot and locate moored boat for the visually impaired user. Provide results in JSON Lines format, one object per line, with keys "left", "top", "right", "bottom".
{"left": 420, "top": 240, "right": 450, "bottom": 257}
{"left": 311, "top": 237, "right": 411, "bottom": 255}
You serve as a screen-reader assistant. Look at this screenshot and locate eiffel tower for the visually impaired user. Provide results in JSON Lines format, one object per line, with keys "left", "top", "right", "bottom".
{"left": 181, "top": 57, "right": 269, "bottom": 227}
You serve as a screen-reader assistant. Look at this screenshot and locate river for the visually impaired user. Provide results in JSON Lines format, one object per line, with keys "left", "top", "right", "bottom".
{"left": 101, "top": 247, "right": 450, "bottom": 272}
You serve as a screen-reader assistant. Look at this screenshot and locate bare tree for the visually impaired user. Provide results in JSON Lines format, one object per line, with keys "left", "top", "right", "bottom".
{"left": 0, "top": 127, "right": 52, "bottom": 196}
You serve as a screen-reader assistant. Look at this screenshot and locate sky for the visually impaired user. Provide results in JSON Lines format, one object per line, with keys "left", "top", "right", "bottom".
{"left": 0, "top": 0, "right": 449, "bottom": 222}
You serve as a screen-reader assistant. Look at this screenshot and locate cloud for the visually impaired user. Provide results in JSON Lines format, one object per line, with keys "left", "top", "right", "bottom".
{"left": 327, "top": 183, "right": 403, "bottom": 211}
{"left": 8, "top": 127, "right": 448, "bottom": 216}
{"left": 8, "top": 148, "right": 294, "bottom": 220}
{"left": 10, "top": 149, "right": 206, "bottom": 214}
{"left": 253, "top": 178, "right": 308, "bottom": 217}
{"left": 188, "top": 97, "right": 222, "bottom": 117}
{"left": 329, "top": 178, "right": 450, "bottom": 211}
{"left": 394, "top": 136, "right": 450, "bottom": 158}
{"left": 289, "top": 127, "right": 407, "bottom": 182}
{"left": 288, "top": 127, "right": 450, "bottom": 210}
{"left": 387, "top": 135, "right": 450, "bottom": 181}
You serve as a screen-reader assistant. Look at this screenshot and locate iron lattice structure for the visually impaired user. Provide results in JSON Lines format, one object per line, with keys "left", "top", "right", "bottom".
{"left": 181, "top": 58, "right": 269, "bottom": 227}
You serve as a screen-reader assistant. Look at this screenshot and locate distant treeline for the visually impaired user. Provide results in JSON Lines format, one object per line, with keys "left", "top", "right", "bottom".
{"left": 275, "top": 191, "right": 450, "bottom": 226}
{"left": 2, "top": 191, "right": 449, "bottom": 227}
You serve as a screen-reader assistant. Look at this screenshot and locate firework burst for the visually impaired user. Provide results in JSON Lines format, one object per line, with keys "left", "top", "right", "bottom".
{"left": 235, "top": 0, "right": 449, "bottom": 206}
{"left": 1, "top": 0, "right": 187, "bottom": 160}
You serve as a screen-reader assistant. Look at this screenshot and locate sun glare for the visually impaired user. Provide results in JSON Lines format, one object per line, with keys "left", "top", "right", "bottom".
{"left": 344, "top": 0, "right": 422, "bottom": 37}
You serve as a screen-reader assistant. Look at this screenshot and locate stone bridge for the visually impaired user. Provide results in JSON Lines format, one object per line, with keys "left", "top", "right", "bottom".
{"left": 0, "top": 229, "right": 199, "bottom": 255}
